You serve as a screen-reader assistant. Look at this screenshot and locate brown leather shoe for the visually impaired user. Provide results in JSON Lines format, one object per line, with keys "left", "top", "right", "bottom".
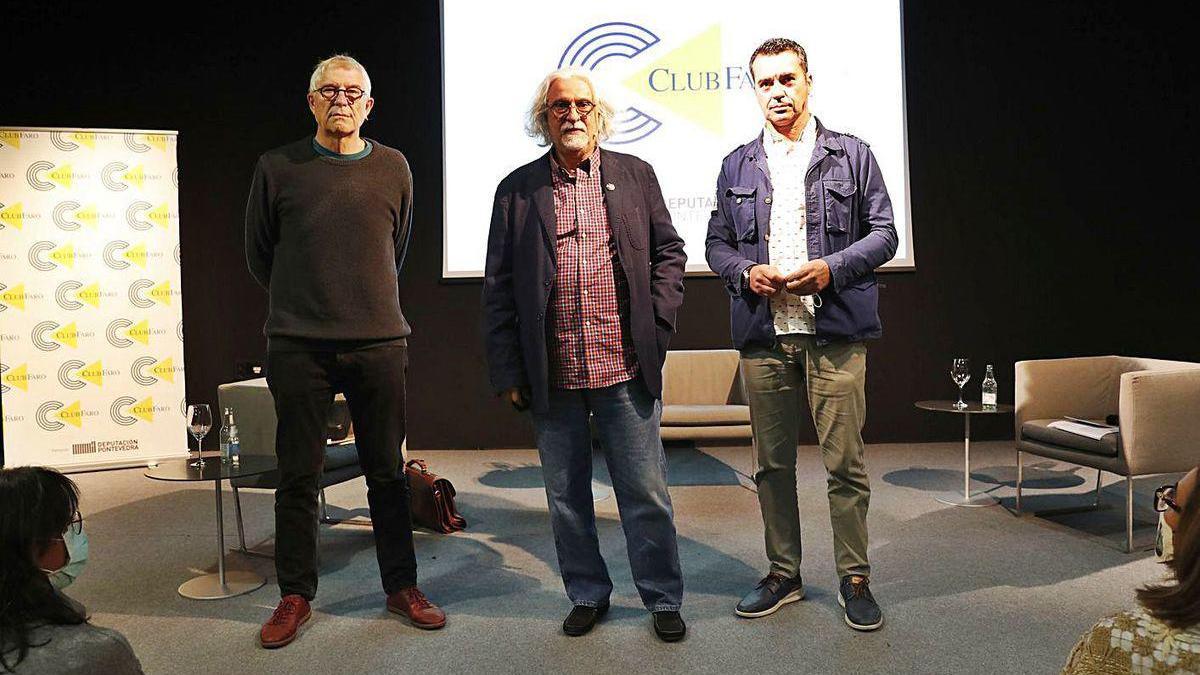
{"left": 386, "top": 586, "right": 446, "bottom": 629}
{"left": 260, "top": 595, "right": 311, "bottom": 648}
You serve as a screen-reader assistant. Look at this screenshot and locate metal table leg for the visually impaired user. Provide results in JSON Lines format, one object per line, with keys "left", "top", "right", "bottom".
{"left": 177, "top": 478, "right": 266, "bottom": 600}
{"left": 937, "top": 413, "right": 998, "bottom": 507}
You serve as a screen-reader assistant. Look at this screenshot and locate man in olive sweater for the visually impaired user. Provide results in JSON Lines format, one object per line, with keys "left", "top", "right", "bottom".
{"left": 244, "top": 54, "right": 444, "bottom": 648}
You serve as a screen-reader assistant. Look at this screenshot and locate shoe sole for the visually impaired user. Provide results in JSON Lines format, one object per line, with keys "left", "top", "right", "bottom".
{"left": 655, "top": 628, "right": 686, "bottom": 643}
{"left": 563, "top": 605, "right": 609, "bottom": 636}
{"left": 734, "top": 588, "right": 805, "bottom": 618}
{"left": 387, "top": 605, "right": 447, "bottom": 630}
{"left": 837, "top": 593, "right": 884, "bottom": 631}
{"left": 260, "top": 608, "right": 312, "bottom": 649}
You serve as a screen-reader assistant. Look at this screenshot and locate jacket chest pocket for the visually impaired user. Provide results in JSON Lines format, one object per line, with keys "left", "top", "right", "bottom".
{"left": 822, "top": 179, "right": 856, "bottom": 248}
{"left": 727, "top": 186, "right": 758, "bottom": 243}
{"left": 620, "top": 211, "right": 647, "bottom": 250}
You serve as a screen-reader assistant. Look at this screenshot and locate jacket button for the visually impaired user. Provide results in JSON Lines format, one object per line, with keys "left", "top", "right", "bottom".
{"left": 764, "top": 196, "right": 773, "bottom": 204}
{"left": 544, "top": 280, "right": 550, "bottom": 287}
{"left": 736, "top": 197, "right": 743, "bottom": 204}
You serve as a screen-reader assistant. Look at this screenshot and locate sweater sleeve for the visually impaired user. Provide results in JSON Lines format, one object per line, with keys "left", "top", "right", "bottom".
{"left": 244, "top": 157, "right": 275, "bottom": 289}
{"left": 394, "top": 156, "right": 414, "bottom": 275}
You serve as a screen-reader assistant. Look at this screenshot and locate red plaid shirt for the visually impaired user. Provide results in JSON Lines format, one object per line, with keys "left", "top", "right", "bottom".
{"left": 547, "top": 149, "right": 639, "bottom": 390}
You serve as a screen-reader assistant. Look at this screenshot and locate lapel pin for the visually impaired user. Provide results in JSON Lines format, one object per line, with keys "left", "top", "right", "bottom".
{"left": 605, "top": 183, "right": 615, "bottom": 191}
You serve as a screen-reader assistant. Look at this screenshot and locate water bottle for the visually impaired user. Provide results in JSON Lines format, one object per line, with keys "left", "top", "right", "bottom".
{"left": 982, "top": 365, "right": 997, "bottom": 409}
{"left": 220, "top": 407, "right": 241, "bottom": 465}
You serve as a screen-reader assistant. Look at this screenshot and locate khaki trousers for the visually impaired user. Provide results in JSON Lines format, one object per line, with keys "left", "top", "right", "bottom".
{"left": 740, "top": 334, "right": 870, "bottom": 579}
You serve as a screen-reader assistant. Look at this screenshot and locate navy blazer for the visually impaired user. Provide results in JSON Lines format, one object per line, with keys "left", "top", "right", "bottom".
{"left": 482, "top": 149, "right": 687, "bottom": 414}
{"left": 705, "top": 119, "right": 898, "bottom": 348}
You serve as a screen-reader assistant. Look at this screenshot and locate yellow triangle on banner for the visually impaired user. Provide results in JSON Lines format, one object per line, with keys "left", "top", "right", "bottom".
{"left": 2, "top": 364, "right": 28, "bottom": 391}
{"left": 145, "top": 134, "right": 169, "bottom": 152}
{"left": 0, "top": 202, "right": 22, "bottom": 229}
{"left": 123, "top": 165, "right": 146, "bottom": 189}
{"left": 132, "top": 396, "right": 155, "bottom": 422}
{"left": 125, "top": 243, "right": 148, "bottom": 269}
{"left": 79, "top": 360, "right": 104, "bottom": 387}
{"left": 48, "top": 163, "right": 74, "bottom": 189}
{"left": 52, "top": 322, "right": 79, "bottom": 348}
{"left": 58, "top": 401, "right": 84, "bottom": 428}
{"left": 151, "top": 280, "right": 172, "bottom": 305}
{"left": 0, "top": 131, "right": 21, "bottom": 149}
{"left": 76, "top": 204, "right": 99, "bottom": 229}
{"left": 51, "top": 242, "right": 75, "bottom": 269}
{"left": 151, "top": 357, "right": 175, "bottom": 383}
{"left": 1, "top": 284, "right": 25, "bottom": 310}
{"left": 78, "top": 282, "right": 102, "bottom": 308}
{"left": 72, "top": 132, "right": 96, "bottom": 149}
{"left": 623, "top": 24, "right": 724, "bottom": 135}
{"left": 148, "top": 203, "right": 171, "bottom": 229}
{"left": 128, "top": 319, "right": 150, "bottom": 345}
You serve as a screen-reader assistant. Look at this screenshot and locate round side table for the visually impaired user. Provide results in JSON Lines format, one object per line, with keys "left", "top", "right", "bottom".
{"left": 145, "top": 454, "right": 276, "bottom": 599}
{"left": 914, "top": 400, "right": 1015, "bottom": 507}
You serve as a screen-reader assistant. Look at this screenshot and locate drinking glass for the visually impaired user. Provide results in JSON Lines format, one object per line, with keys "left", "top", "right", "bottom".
{"left": 950, "top": 358, "right": 971, "bottom": 409}
{"left": 187, "top": 404, "right": 212, "bottom": 467}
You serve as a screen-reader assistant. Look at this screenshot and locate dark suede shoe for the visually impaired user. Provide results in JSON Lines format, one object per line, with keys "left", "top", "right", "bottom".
{"left": 652, "top": 611, "right": 686, "bottom": 642}
{"left": 735, "top": 572, "right": 805, "bottom": 618}
{"left": 562, "top": 603, "right": 608, "bottom": 636}
{"left": 838, "top": 575, "right": 883, "bottom": 631}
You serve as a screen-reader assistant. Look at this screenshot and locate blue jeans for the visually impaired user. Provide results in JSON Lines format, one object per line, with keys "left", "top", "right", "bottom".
{"left": 532, "top": 378, "right": 683, "bottom": 612}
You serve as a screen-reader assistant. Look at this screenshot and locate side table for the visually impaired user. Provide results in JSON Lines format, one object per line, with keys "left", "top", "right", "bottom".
{"left": 914, "top": 400, "right": 1015, "bottom": 507}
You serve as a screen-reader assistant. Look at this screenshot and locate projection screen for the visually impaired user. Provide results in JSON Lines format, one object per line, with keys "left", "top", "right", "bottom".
{"left": 442, "top": 0, "right": 913, "bottom": 277}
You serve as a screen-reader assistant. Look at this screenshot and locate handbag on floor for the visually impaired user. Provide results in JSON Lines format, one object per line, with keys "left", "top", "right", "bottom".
{"left": 405, "top": 459, "right": 467, "bottom": 533}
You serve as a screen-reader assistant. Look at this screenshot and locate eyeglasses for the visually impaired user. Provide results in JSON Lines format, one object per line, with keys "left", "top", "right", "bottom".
{"left": 49, "top": 513, "right": 83, "bottom": 542}
{"left": 311, "top": 86, "right": 366, "bottom": 103}
{"left": 548, "top": 99, "right": 595, "bottom": 117}
{"left": 1154, "top": 484, "right": 1181, "bottom": 513}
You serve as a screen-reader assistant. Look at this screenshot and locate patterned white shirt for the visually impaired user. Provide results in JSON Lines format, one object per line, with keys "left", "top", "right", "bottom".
{"left": 763, "top": 115, "right": 818, "bottom": 335}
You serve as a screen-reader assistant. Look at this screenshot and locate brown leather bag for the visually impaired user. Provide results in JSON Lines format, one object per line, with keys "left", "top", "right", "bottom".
{"left": 405, "top": 459, "right": 466, "bottom": 533}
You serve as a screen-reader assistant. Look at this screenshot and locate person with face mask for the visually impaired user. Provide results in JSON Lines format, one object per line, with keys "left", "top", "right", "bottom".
{"left": 0, "top": 467, "right": 142, "bottom": 674}
{"left": 1063, "top": 465, "right": 1200, "bottom": 674}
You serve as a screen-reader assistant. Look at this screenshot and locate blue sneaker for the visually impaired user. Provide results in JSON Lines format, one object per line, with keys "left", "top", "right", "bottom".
{"left": 735, "top": 573, "right": 805, "bottom": 618}
{"left": 838, "top": 575, "right": 883, "bottom": 631}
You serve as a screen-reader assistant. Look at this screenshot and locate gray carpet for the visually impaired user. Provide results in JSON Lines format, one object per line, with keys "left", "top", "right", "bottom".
{"left": 63, "top": 442, "right": 1173, "bottom": 674}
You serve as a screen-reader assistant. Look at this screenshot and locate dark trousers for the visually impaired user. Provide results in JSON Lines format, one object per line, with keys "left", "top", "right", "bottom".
{"left": 266, "top": 343, "right": 416, "bottom": 600}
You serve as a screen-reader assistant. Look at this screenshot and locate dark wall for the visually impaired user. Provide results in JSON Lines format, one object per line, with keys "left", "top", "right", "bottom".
{"left": 6, "top": 2, "right": 1197, "bottom": 454}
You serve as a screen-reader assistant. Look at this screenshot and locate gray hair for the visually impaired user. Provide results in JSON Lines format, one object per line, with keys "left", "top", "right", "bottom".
{"left": 525, "top": 68, "right": 615, "bottom": 146}
{"left": 308, "top": 54, "right": 372, "bottom": 96}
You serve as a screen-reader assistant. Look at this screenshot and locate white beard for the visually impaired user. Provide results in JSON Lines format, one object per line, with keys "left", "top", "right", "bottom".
{"left": 559, "top": 130, "right": 590, "bottom": 152}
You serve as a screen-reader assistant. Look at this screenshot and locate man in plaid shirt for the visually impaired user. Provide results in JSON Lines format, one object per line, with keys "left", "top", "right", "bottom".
{"left": 483, "top": 68, "right": 688, "bottom": 642}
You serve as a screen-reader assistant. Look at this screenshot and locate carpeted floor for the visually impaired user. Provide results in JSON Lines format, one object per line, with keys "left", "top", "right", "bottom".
{"left": 63, "top": 442, "right": 1174, "bottom": 674}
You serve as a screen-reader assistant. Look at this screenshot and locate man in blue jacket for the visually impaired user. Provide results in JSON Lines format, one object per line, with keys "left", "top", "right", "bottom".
{"left": 706, "top": 38, "right": 897, "bottom": 631}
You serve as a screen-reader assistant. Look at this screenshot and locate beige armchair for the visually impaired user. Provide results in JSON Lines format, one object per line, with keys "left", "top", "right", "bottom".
{"left": 659, "top": 349, "right": 752, "bottom": 442}
{"left": 1014, "top": 356, "right": 1200, "bottom": 551}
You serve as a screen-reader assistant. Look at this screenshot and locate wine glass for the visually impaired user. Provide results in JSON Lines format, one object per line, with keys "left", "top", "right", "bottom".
{"left": 187, "top": 404, "right": 212, "bottom": 467}
{"left": 950, "top": 358, "right": 971, "bottom": 409}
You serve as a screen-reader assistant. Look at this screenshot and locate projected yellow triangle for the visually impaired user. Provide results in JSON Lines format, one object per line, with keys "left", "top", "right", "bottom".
{"left": 132, "top": 397, "right": 155, "bottom": 422}
{"left": 58, "top": 401, "right": 84, "bottom": 428}
{"left": 151, "top": 357, "right": 176, "bottom": 383}
{"left": 1, "top": 284, "right": 25, "bottom": 310}
{"left": 79, "top": 360, "right": 104, "bottom": 387}
{"left": 53, "top": 322, "right": 79, "bottom": 348}
{"left": 0, "top": 203, "right": 22, "bottom": 229}
{"left": 78, "top": 282, "right": 102, "bottom": 308}
{"left": 76, "top": 204, "right": 99, "bottom": 229}
{"left": 48, "top": 164, "right": 74, "bottom": 189}
{"left": 123, "top": 165, "right": 146, "bottom": 189}
{"left": 128, "top": 319, "right": 150, "bottom": 345}
{"left": 72, "top": 132, "right": 96, "bottom": 149}
{"left": 623, "top": 24, "right": 723, "bottom": 135}
{"left": 3, "top": 364, "right": 28, "bottom": 391}
{"left": 148, "top": 204, "right": 171, "bottom": 229}
{"left": 125, "top": 243, "right": 148, "bottom": 269}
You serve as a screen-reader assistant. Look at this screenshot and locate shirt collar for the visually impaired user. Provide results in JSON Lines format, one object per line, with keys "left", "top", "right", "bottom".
{"left": 763, "top": 115, "right": 816, "bottom": 152}
{"left": 550, "top": 146, "right": 601, "bottom": 180}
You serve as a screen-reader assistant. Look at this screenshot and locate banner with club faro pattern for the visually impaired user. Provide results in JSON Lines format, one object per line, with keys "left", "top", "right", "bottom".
{"left": 0, "top": 127, "right": 187, "bottom": 470}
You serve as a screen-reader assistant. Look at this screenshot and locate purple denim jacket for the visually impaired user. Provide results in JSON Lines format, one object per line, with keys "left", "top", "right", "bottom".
{"left": 705, "top": 118, "right": 898, "bottom": 348}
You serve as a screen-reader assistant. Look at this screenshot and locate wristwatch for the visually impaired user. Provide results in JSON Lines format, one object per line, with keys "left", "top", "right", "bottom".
{"left": 741, "top": 265, "right": 754, "bottom": 292}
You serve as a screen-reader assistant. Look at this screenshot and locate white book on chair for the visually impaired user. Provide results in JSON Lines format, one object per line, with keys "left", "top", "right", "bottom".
{"left": 1048, "top": 419, "right": 1118, "bottom": 440}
